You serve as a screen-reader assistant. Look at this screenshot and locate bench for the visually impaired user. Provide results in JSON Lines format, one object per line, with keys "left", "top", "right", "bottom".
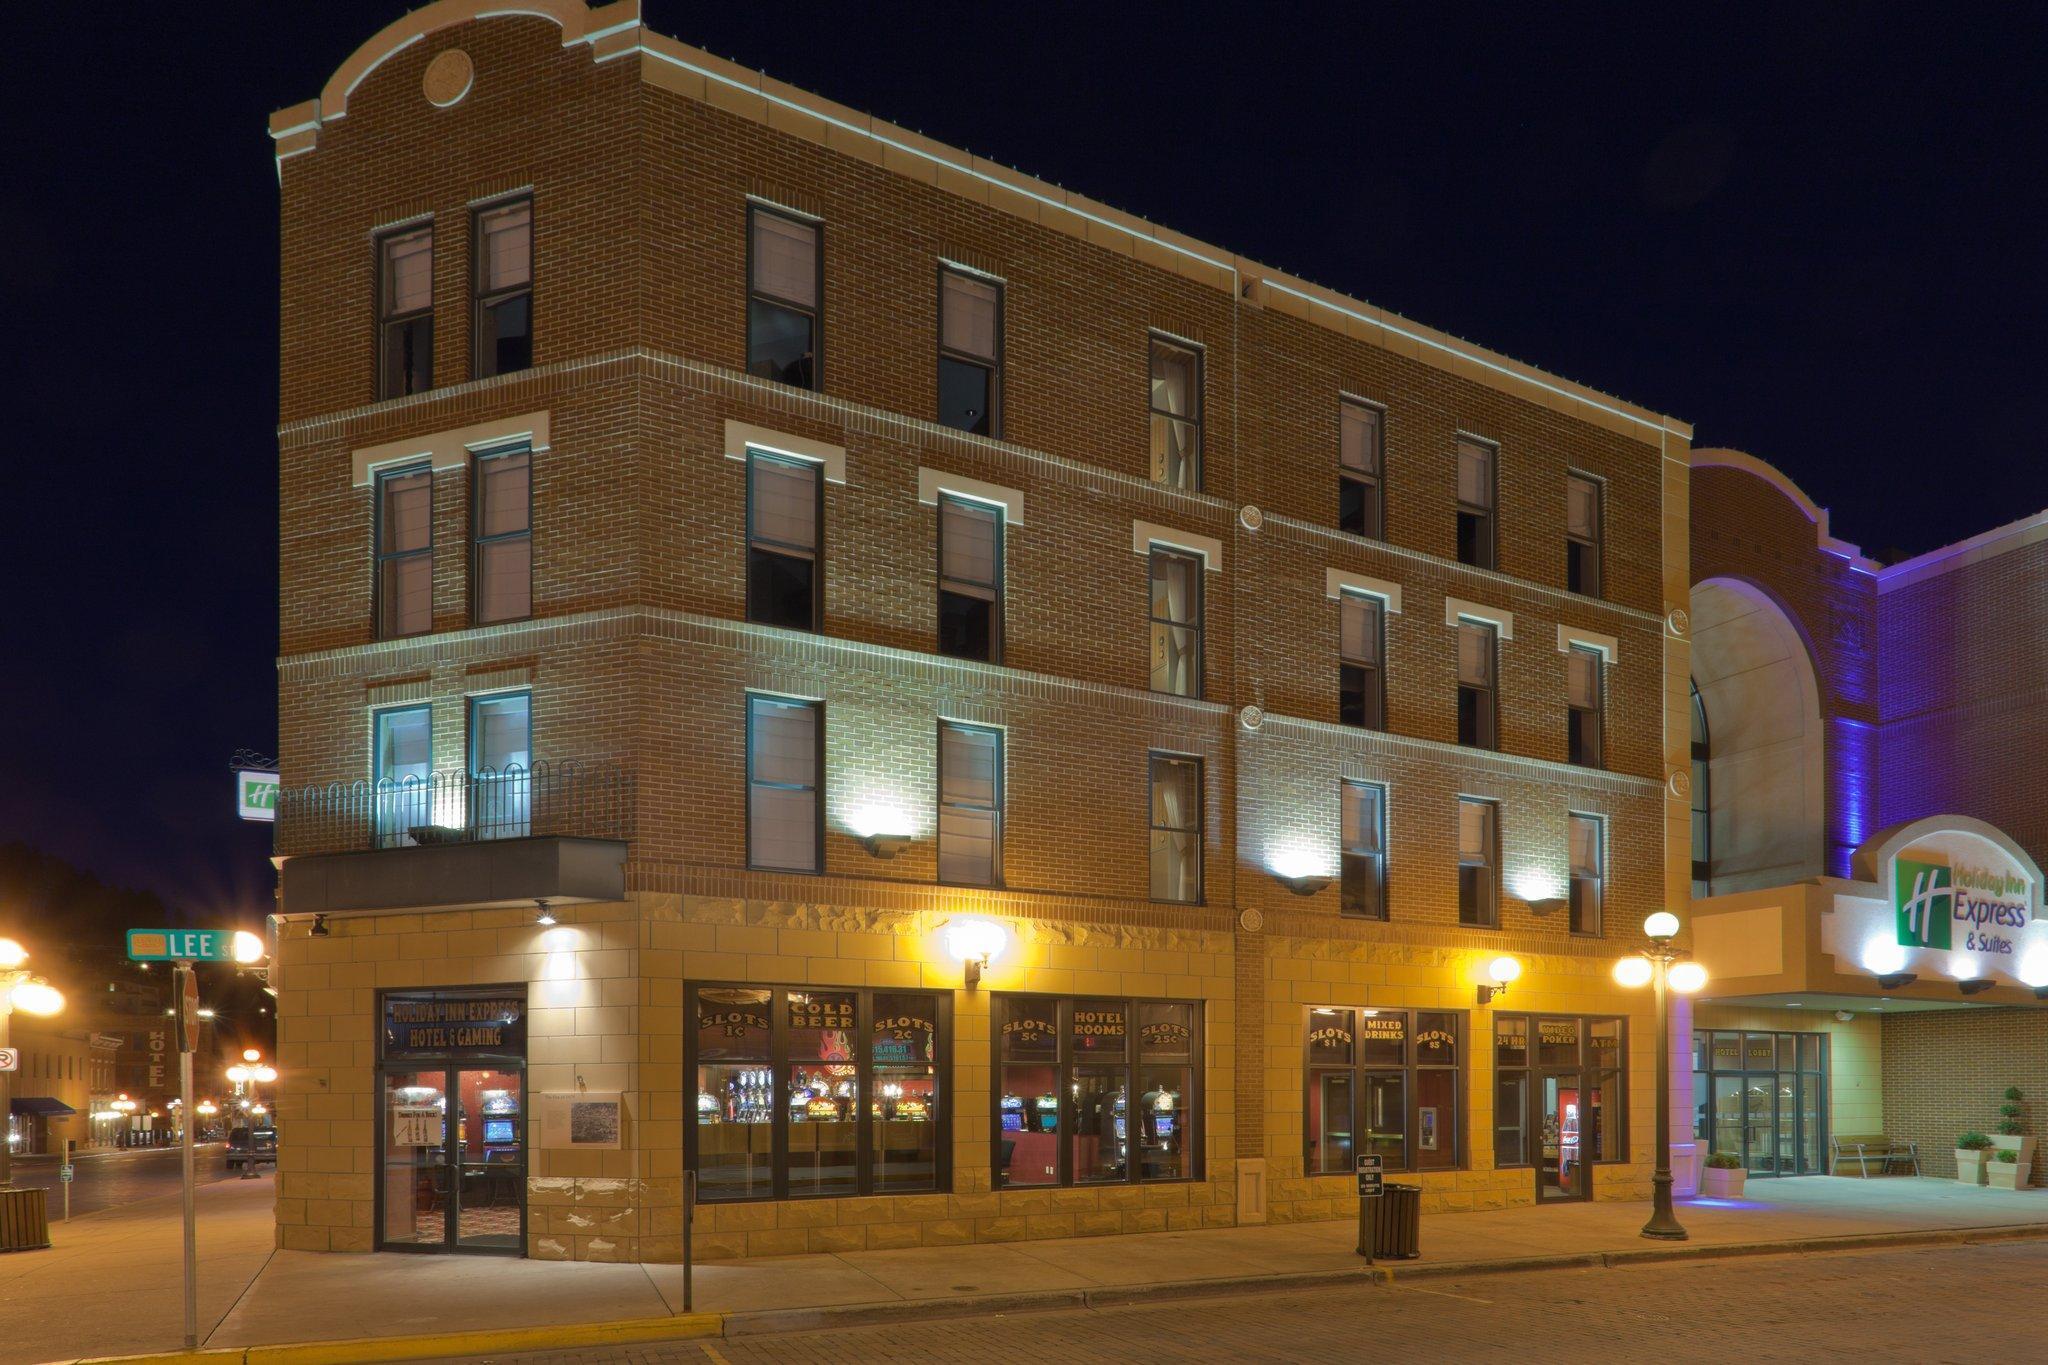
{"left": 1831, "top": 1133, "right": 1920, "bottom": 1177}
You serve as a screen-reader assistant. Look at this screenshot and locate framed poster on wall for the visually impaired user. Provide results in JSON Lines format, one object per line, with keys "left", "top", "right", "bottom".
{"left": 538, "top": 1091, "right": 625, "bottom": 1150}
{"left": 1420, "top": 1107, "right": 1439, "bottom": 1152}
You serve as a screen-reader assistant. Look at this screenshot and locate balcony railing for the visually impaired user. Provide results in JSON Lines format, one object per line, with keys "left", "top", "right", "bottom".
{"left": 276, "top": 760, "right": 634, "bottom": 857}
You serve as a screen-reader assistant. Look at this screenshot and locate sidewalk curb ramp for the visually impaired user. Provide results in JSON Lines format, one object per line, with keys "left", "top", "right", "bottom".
{"left": 65, "top": 1220, "right": 2048, "bottom": 1364}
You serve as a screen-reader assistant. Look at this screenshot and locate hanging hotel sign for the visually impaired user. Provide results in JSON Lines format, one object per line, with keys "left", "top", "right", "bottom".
{"left": 383, "top": 992, "right": 527, "bottom": 1058}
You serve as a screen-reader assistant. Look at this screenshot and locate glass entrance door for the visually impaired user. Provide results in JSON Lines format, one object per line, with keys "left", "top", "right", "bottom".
{"left": 1693, "top": 1030, "right": 1827, "bottom": 1177}
{"left": 379, "top": 1066, "right": 524, "bottom": 1253}
{"left": 1536, "top": 1072, "right": 1589, "bottom": 1202}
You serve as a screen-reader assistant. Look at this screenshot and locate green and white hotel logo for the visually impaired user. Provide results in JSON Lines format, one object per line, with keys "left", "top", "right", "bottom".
{"left": 1894, "top": 858, "right": 1953, "bottom": 950}
{"left": 236, "top": 769, "right": 279, "bottom": 824}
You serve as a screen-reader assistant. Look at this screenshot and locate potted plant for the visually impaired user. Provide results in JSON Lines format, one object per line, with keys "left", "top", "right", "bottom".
{"left": 1956, "top": 1132, "right": 1993, "bottom": 1185}
{"left": 1699, "top": 1151, "right": 1746, "bottom": 1197}
{"left": 1989, "top": 1147, "right": 2032, "bottom": 1191}
{"left": 1990, "top": 1087, "right": 2034, "bottom": 1176}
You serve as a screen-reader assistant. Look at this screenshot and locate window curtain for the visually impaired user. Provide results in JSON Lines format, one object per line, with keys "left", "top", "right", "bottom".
{"left": 1150, "top": 758, "right": 1199, "bottom": 901}
{"left": 384, "top": 472, "right": 432, "bottom": 553}
{"left": 750, "top": 457, "right": 817, "bottom": 550}
{"left": 1567, "top": 476, "right": 1599, "bottom": 539}
{"left": 1341, "top": 403, "right": 1381, "bottom": 475}
{"left": 479, "top": 452, "right": 529, "bottom": 538}
{"left": 1457, "top": 441, "right": 1493, "bottom": 509}
{"left": 1343, "top": 782, "right": 1381, "bottom": 855}
{"left": 377, "top": 709, "right": 432, "bottom": 782}
{"left": 1458, "top": 800, "right": 1493, "bottom": 866}
{"left": 479, "top": 202, "right": 531, "bottom": 291}
{"left": 1149, "top": 343, "right": 1195, "bottom": 418}
{"left": 1150, "top": 553, "right": 1199, "bottom": 694}
{"left": 1567, "top": 648, "right": 1601, "bottom": 709}
{"left": 752, "top": 212, "right": 817, "bottom": 306}
{"left": 941, "top": 272, "right": 998, "bottom": 360}
{"left": 1570, "top": 815, "right": 1600, "bottom": 877}
{"left": 473, "top": 695, "right": 531, "bottom": 772}
{"left": 384, "top": 230, "right": 432, "bottom": 315}
{"left": 1457, "top": 621, "right": 1494, "bottom": 687}
{"left": 1340, "top": 595, "right": 1382, "bottom": 665}
{"left": 941, "top": 498, "right": 999, "bottom": 589}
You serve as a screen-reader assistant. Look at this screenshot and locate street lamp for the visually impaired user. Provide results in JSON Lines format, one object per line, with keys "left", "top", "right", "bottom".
{"left": 1613, "top": 912, "right": 1707, "bottom": 1241}
{"left": 0, "top": 937, "right": 66, "bottom": 1188}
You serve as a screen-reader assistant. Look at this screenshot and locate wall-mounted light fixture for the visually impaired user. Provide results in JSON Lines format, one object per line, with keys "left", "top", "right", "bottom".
{"left": 1475, "top": 956, "right": 1521, "bottom": 1005}
{"left": 944, "top": 918, "right": 1006, "bottom": 988}
{"left": 861, "top": 833, "right": 911, "bottom": 859}
{"left": 534, "top": 900, "right": 558, "bottom": 927}
{"left": 1875, "top": 972, "right": 1917, "bottom": 990}
{"left": 1526, "top": 897, "right": 1568, "bottom": 918}
{"left": 1275, "top": 871, "right": 1332, "bottom": 897}
{"left": 1958, "top": 978, "right": 1995, "bottom": 996}
{"left": 311, "top": 915, "right": 330, "bottom": 937}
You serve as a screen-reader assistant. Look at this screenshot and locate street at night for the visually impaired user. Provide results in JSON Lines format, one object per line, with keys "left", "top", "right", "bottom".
{"left": 6, "top": 1144, "right": 232, "bottom": 1219}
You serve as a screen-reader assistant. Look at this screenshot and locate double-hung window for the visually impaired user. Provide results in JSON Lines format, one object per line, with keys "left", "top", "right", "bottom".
{"left": 938, "top": 269, "right": 1001, "bottom": 435}
{"left": 372, "top": 704, "right": 432, "bottom": 848}
{"left": 937, "top": 495, "right": 1002, "bottom": 662}
{"left": 1567, "top": 473, "right": 1602, "bottom": 596}
{"left": 1456, "top": 619, "right": 1497, "bottom": 750}
{"left": 1339, "top": 592, "right": 1385, "bottom": 729}
{"left": 376, "top": 465, "right": 434, "bottom": 638}
{"left": 1148, "top": 337, "right": 1202, "bottom": 491}
{"left": 994, "top": 995, "right": 1200, "bottom": 1188}
{"left": 1457, "top": 438, "right": 1496, "bottom": 570}
{"left": 468, "top": 691, "right": 532, "bottom": 839}
{"left": 472, "top": 198, "right": 532, "bottom": 380}
{"left": 1457, "top": 797, "right": 1498, "bottom": 927}
{"left": 1148, "top": 754, "right": 1203, "bottom": 904}
{"left": 938, "top": 722, "right": 1002, "bottom": 886}
{"left": 747, "top": 696, "right": 821, "bottom": 874}
{"left": 1305, "top": 1007, "right": 1462, "bottom": 1175}
{"left": 1339, "top": 400, "right": 1384, "bottom": 537}
{"left": 1569, "top": 813, "right": 1604, "bottom": 936}
{"left": 1148, "top": 548, "right": 1202, "bottom": 697}
{"left": 746, "top": 453, "right": 821, "bottom": 632}
{"left": 472, "top": 446, "right": 531, "bottom": 624}
{"left": 747, "top": 206, "right": 820, "bottom": 390}
{"left": 1567, "top": 645, "right": 1604, "bottom": 767}
{"left": 377, "top": 223, "right": 434, "bottom": 399}
{"left": 1341, "top": 780, "right": 1387, "bottom": 920}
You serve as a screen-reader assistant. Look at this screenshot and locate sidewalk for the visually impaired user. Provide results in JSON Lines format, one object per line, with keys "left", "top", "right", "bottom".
{"left": 9, "top": 1174, "right": 2048, "bottom": 1364}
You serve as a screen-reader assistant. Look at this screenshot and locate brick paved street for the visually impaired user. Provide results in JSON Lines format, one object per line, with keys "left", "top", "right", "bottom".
{"left": 458, "top": 1239, "right": 2038, "bottom": 1364}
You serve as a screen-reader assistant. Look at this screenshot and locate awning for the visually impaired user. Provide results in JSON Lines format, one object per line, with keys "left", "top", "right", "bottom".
{"left": 9, "top": 1097, "right": 76, "bottom": 1117}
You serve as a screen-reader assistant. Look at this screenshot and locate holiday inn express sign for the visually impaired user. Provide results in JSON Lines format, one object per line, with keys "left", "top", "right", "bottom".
{"left": 1833, "top": 815, "right": 2048, "bottom": 986}
{"left": 1895, "top": 849, "right": 2031, "bottom": 956}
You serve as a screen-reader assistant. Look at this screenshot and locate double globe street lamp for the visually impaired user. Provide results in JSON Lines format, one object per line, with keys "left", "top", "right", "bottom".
{"left": 1613, "top": 911, "right": 1708, "bottom": 1241}
{"left": 0, "top": 938, "right": 66, "bottom": 1188}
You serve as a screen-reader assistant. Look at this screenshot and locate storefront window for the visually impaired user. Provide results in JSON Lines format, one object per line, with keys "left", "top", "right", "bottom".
{"left": 1493, "top": 1014, "right": 1627, "bottom": 1198}
{"left": 688, "top": 984, "right": 948, "bottom": 1201}
{"left": 1305, "top": 1007, "right": 1464, "bottom": 1175}
{"left": 1692, "top": 1028, "right": 1828, "bottom": 1176}
{"left": 994, "top": 995, "right": 1200, "bottom": 1188}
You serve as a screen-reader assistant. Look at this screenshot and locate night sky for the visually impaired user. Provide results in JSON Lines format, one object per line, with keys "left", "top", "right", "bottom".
{"left": 6, "top": 2, "right": 2042, "bottom": 908}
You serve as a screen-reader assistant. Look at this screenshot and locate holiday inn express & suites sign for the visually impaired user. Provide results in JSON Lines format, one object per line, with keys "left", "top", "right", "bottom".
{"left": 1891, "top": 829, "right": 2034, "bottom": 961}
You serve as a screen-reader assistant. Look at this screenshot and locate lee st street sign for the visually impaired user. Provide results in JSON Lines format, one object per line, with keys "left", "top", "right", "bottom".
{"left": 127, "top": 929, "right": 236, "bottom": 963}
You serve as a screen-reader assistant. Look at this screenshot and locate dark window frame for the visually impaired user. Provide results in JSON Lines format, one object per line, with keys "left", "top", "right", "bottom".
{"left": 1457, "top": 796, "right": 1499, "bottom": 928}
{"left": 1147, "top": 545, "right": 1204, "bottom": 698}
{"left": 1338, "top": 590, "right": 1386, "bottom": 730}
{"left": 937, "top": 265, "right": 1003, "bottom": 437}
{"left": 1568, "top": 811, "right": 1604, "bottom": 938}
{"left": 1456, "top": 436, "right": 1498, "bottom": 571}
{"left": 1340, "top": 779, "right": 1388, "bottom": 921}
{"left": 471, "top": 443, "right": 533, "bottom": 626}
{"left": 1147, "top": 334, "right": 1204, "bottom": 491}
{"left": 686, "top": 982, "right": 954, "bottom": 1203}
{"left": 1148, "top": 751, "right": 1205, "bottom": 906}
{"left": 1303, "top": 1006, "right": 1466, "bottom": 1176}
{"left": 375, "top": 219, "right": 435, "bottom": 401}
{"left": 1566, "top": 471, "right": 1603, "bottom": 598}
{"left": 1456, "top": 617, "right": 1499, "bottom": 751}
{"left": 746, "top": 203, "right": 823, "bottom": 392}
{"left": 1492, "top": 1014, "right": 1630, "bottom": 1175}
{"left": 1338, "top": 397, "right": 1385, "bottom": 539}
{"left": 370, "top": 702, "right": 434, "bottom": 849}
{"left": 990, "top": 993, "right": 1204, "bottom": 1190}
{"left": 936, "top": 493, "right": 1003, "bottom": 663}
{"left": 1567, "top": 644, "right": 1605, "bottom": 769}
{"left": 1694, "top": 1028, "right": 1829, "bottom": 1176}
{"left": 745, "top": 450, "right": 824, "bottom": 633}
{"left": 936, "top": 719, "right": 1003, "bottom": 888}
{"left": 745, "top": 693, "right": 824, "bottom": 875}
{"left": 374, "top": 463, "right": 435, "bottom": 639}
{"left": 471, "top": 194, "right": 534, "bottom": 382}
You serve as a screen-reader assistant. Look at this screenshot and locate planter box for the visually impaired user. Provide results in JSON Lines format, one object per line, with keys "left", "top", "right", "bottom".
{"left": 1672, "top": 1141, "right": 1705, "bottom": 1198}
{"left": 1991, "top": 1135, "right": 2036, "bottom": 1167}
{"left": 1700, "top": 1166, "right": 1747, "bottom": 1198}
{"left": 1956, "top": 1149, "right": 1989, "bottom": 1185}
{"left": 1989, "top": 1162, "right": 2032, "bottom": 1190}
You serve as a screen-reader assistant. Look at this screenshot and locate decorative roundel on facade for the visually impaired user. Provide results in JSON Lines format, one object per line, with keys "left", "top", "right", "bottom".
{"left": 423, "top": 49, "right": 475, "bottom": 108}
{"left": 1667, "top": 607, "right": 1690, "bottom": 638}
{"left": 1239, "top": 704, "right": 1265, "bottom": 731}
{"left": 1239, "top": 908, "right": 1264, "bottom": 933}
{"left": 1239, "top": 505, "right": 1264, "bottom": 532}
{"left": 1668, "top": 769, "right": 1691, "bottom": 800}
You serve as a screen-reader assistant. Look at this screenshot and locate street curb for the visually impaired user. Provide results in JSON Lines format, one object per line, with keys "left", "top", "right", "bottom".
{"left": 62, "top": 1220, "right": 2048, "bottom": 1362}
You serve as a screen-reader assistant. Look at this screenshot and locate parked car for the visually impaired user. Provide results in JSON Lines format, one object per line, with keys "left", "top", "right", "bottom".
{"left": 225, "top": 1125, "right": 277, "bottom": 1170}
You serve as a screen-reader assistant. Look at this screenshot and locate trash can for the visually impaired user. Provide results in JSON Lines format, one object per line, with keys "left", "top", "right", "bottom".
{"left": 0, "top": 1187, "right": 51, "bottom": 1253}
{"left": 1365, "top": 1182, "right": 1421, "bottom": 1260}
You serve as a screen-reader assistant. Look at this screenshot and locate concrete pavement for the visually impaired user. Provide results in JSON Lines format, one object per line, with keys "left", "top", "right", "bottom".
{"left": 7, "top": 1175, "right": 2048, "bottom": 1363}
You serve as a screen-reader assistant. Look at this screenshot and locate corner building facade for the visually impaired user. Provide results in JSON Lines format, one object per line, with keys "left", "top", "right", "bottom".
{"left": 269, "top": 0, "right": 1694, "bottom": 1261}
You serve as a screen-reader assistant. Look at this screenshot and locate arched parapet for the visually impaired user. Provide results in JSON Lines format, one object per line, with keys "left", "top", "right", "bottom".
{"left": 268, "top": 0, "right": 641, "bottom": 169}
{"left": 1692, "top": 447, "right": 1882, "bottom": 575}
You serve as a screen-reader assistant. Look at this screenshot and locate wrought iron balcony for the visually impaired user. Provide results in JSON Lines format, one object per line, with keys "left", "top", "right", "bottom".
{"left": 276, "top": 760, "right": 633, "bottom": 858}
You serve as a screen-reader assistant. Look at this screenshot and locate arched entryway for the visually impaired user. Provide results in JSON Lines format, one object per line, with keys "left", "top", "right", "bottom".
{"left": 1689, "top": 577, "right": 1826, "bottom": 894}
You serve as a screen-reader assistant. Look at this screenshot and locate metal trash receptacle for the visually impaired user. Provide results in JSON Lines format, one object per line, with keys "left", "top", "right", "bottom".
{"left": 0, "top": 1187, "right": 51, "bottom": 1253}
{"left": 1367, "top": 1182, "right": 1421, "bottom": 1259}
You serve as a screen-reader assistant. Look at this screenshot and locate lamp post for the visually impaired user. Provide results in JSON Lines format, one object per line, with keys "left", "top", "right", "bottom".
{"left": 1613, "top": 912, "right": 1708, "bottom": 1241}
{"left": 0, "top": 937, "right": 66, "bottom": 1188}
{"left": 225, "top": 1050, "right": 278, "bottom": 1180}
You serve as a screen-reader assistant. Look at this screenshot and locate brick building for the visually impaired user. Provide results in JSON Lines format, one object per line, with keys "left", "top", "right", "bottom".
{"left": 1687, "top": 449, "right": 2048, "bottom": 1184}
{"left": 266, "top": 0, "right": 1696, "bottom": 1261}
